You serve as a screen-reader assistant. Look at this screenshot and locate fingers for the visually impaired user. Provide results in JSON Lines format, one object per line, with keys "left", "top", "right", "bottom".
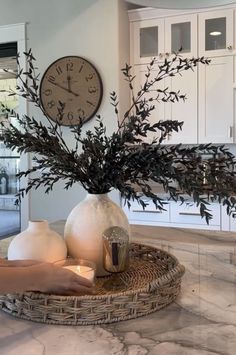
{"left": 32, "top": 263, "right": 96, "bottom": 296}
{"left": 74, "top": 274, "right": 93, "bottom": 288}
{"left": 3, "top": 259, "right": 42, "bottom": 267}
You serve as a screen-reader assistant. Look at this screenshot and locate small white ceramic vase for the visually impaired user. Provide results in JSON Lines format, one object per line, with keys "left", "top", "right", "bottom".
{"left": 8, "top": 220, "right": 67, "bottom": 262}
{"left": 64, "top": 193, "right": 130, "bottom": 276}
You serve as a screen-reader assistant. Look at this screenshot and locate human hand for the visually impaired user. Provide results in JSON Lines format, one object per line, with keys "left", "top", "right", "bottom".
{"left": 0, "top": 258, "right": 42, "bottom": 267}
{"left": 29, "top": 263, "right": 94, "bottom": 295}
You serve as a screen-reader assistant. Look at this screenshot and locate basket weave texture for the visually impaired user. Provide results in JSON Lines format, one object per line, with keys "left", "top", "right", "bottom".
{"left": 0, "top": 243, "right": 185, "bottom": 325}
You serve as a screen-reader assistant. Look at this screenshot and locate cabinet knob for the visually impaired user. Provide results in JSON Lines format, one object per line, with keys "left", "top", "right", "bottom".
{"left": 165, "top": 52, "right": 170, "bottom": 57}
{"left": 159, "top": 53, "right": 163, "bottom": 58}
{"left": 227, "top": 45, "right": 233, "bottom": 50}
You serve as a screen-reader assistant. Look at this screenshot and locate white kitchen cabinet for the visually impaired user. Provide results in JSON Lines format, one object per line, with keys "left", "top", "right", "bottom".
{"left": 131, "top": 18, "right": 165, "bottom": 65}
{"left": 198, "top": 9, "right": 234, "bottom": 57}
{"left": 130, "top": 13, "right": 197, "bottom": 64}
{"left": 164, "top": 14, "right": 197, "bottom": 58}
{"left": 221, "top": 205, "right": 236, "bottom": 231}
{"left": 169, "top": 201, "right": 221, "bottom": 230}
{"left": 132, "top": 63, "right": 198, "bottom": 144}
{"left": 122, "top": 198, "right": 171, "bottom": 226}
{"left": 122, "top": 198, "right": 222, "bottom": 230}
{"left": 165, "top": 69, "right": 198, "bottom": 144}
{"left": 198, "top": 55, "right": 234, "bottom": 144}
{"left": 129, "top": 6, "right": 236, "bottom": 145}
{"left": 132, "top": 64, "right": 165, "bottom": 143}
{"left": 130, "top": 13, "right": 198, "bottom": 144}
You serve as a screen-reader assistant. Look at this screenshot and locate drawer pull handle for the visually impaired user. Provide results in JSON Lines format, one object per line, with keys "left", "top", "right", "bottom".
{"left": 179, "top": 212, "right": 201, "bottom": 216}
{"left": 132, "top": 209, "right": 162, "bottom": 214}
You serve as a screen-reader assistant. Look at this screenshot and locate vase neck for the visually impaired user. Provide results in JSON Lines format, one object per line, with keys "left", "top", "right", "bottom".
{"left": 28, "top": 220, "right": 49, "bottom": 231}
{"left": 85, "top": 193, "right": 109, "bottom": 200}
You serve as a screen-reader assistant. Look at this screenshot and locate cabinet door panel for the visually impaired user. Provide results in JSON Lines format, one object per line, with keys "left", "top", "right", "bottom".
{"left": 165, "top": 14, "right": 197, "bottom": 58}
{"left": 132, "top": 64, "right": 166, "bottom": 143}
{"left": 131, "top": 19, "right": 164, "bottom": 65}
{"left": 199, "top": 9, "right": 234, "bottom": 57}
{"left": 165, "top": 69, "right": 198, "bottom": 144}
{"left": 199, "top": 56, "right": 233, "bottom": 143}
{"left": 170, "top": 201, "right": 221, "bottom": 227}
{"left": 221, "top": 205, "right": 236, "bottom": 232}
{"left": 123, "top": 199, "right": 170, "bottom": 223}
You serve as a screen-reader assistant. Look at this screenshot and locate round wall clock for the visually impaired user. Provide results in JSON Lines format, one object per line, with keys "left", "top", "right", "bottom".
{"left": 39, "top": 56, "right": 103, "bottom": 126}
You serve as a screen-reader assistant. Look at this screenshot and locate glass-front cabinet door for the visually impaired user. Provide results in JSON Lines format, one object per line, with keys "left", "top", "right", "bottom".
{"left": 0, "top": 42, "right": 21, "bottom": 238}
{"left": 131, "top": 19, "right": 164, "bottom": 64}
{"left": 199, "top": 9, "right": 234, "bottom": 57}
{"left": 165, "top": 14, "right": 198, "bottom": 58}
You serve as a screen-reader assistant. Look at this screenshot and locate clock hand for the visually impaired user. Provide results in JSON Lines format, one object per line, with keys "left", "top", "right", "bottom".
{"left": 50, "top": 81, "right": 79, "bottom": 97}
{"left": 67, "top": 70, "right": 72, "bottom": 92}
{"left": 68, "top": 76, "right": 72, "bottom": 92}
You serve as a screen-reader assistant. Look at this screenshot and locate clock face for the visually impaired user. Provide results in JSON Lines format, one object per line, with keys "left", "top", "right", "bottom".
{"left": 39, "top": 56, "right": 103, "bottom": 126}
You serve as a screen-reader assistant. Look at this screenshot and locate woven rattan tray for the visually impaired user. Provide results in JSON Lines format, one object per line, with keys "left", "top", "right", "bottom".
{"left": 0, "top": 243, "right": 185, "bottom": 325}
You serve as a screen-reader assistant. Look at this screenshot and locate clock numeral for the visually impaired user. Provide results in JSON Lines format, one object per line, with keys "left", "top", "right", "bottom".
{"left": 86, "top": 73, "right": 94, "bottom": 81}
{"left": 88, "top": 86, "right": 97, "bottom": 94}
{"left": 87, "top": 100, "right": 95, "bottom": 107}
{"left": 79, "top": 64, "right": 84, "bottom": 73}
{"left": 48, "top": 75, "right": 55, "bottom": 83}
{"left": 67, "top": 112, "right": 74, "bottom": 121}
{"left": 47, "top": 100, "right": 55, "bottom": 109}
{"left": 56, "top": 112, "right": 64, "bottom": 122}
{"left": 56, "top": 66, "right": 63, "bottom": 75}
{"left": 78, "top": 108, "right": 85, "bottom": 119}
{"left": 66, "top": 62, "right": 73, "bottom": 71}
{"left": 43, "top": 89, "right": 52, "bottom": 96}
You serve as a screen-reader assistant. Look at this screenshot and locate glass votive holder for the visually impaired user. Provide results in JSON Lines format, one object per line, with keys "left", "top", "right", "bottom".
{"left": 56, "top": 258, "right": 96, "bottom": 283}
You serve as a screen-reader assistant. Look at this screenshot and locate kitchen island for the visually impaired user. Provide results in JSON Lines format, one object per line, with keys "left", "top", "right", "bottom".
{"left": 0, "top": 222, "right": 236, "bottom": 355}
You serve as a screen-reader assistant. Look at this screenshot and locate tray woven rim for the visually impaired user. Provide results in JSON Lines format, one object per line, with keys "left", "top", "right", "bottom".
{"left": 0, "top": 243, "right": 185, "bottom": 325}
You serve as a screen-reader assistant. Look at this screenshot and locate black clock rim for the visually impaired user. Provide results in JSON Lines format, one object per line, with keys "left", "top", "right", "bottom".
{"left": 39, "top": 55, "right": 103, "bottom": 126}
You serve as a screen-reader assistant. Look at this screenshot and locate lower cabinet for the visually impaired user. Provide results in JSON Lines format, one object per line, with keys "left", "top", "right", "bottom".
{"left": 170, "top": 201, "right": 221, "bottom": 230}
{"left": 123, "top": 199, "right": 171, "bottom": 226}
{"left": 221, "top": 205, "right": 236, "bottom": 231}
{"left": 122, "top": 198, "right": 228, "bottom": 231}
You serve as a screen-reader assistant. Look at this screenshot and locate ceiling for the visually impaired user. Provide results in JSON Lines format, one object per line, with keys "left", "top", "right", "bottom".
{"left": 126, "top": 0, "right": 236, "bottom": 9}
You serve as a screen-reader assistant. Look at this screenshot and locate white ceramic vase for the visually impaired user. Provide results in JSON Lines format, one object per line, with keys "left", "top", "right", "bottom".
{"left": 64, "top": 193, "right": 130, "bottom": 276}
{"left": 8, "top": 220, "right": 67, "bottom": 262}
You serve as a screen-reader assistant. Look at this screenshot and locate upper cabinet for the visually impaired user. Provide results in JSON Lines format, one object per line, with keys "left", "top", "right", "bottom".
{"left": 132, "top": 18, "right": 164, "bottom": 64}
{"left": 129, "top": 6, "right": 236, "bottom": 145}
{"left": 198, "top": 9, "right": 234, "bottom": 57}
{"left": 165, "top": 14, "right": 198, "bottom": 58}
{"left": 131, "top": 14, "right": 197, "bottom": 64}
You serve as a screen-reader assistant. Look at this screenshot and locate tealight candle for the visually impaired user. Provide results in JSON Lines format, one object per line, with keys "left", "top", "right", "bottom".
{"left": 63, "top": 264, "right": 95, "bottom": 282}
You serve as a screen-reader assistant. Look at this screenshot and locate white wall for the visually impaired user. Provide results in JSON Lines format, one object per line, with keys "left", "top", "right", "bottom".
{"left": 0, "top": 0, "right": 130, "bottom": 223}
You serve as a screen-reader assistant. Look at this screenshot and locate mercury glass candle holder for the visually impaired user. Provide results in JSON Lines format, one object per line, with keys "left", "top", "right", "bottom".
{"left": 102, "top": 226, "right": 129, "bottom": 291}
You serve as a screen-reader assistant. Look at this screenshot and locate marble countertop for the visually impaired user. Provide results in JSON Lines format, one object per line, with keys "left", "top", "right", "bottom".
{"left": 1, "top": 222, "right": 236, "bottom": 355}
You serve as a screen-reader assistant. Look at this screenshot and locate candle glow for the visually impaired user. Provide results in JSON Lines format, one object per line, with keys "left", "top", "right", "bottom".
{"left": 63, "top": 264, "right": 95, "bottom": 282}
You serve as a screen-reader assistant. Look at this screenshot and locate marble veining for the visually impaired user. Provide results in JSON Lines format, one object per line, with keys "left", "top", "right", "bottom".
{"left": 0, "top": 222, "right": 236, "bottom": 354}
